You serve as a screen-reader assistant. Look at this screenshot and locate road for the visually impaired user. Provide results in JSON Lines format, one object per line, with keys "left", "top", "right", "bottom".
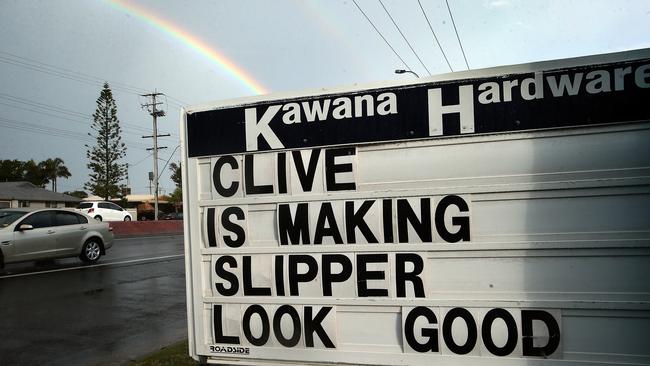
{"left": 0, "top": 234, "right": 187, "bottom": 366}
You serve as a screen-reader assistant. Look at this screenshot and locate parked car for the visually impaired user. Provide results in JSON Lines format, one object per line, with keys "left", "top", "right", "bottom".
{"left": 75, "top": 201, "right": 132, "bottom": 222}
{"left": 163, "top": 212, "right": 183, "bottom": 220}
{"left": 138, "top": 211, "right": 165, "bottom": 221}
{"left": 0, "top": 208, "right": 114, "bottom": 267}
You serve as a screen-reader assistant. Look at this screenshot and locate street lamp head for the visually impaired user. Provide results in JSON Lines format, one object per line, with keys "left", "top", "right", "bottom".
{"left": 394, "top": 69, "right": 420, "bottom": 78}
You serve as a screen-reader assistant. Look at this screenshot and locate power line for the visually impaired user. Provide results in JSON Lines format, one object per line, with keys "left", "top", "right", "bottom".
{"left": 163, "top": 94, "right": 189, "bottom": 107}
{"left": 0, "top": 55, "right": 142, "bottom": 96}
{"left": 0, "top": 51, "right": 188, "bottom": 104}
{"left": 351, "top": 0, "right": 413, "bottom": 71}
{"left": 0, "top": 54, "right": 189, "bottom": 142}
{"left": 0, "top": 51, "right": 190, "bottom": 106}
{"left": 0, "top": 93, "right": 88, "bottom": 118}
{"left": 129, "top": 152, "right": 154, "bottom": 167}
{"left": 0, "top": 51, "right": 148, "bottom": 94}
{"left": 445, "top": 0, "right": 470, "bottom": 70}
{"left": 0, "top": 100, "right": 163, "bottom": 140}
{"left": 378, "top": 0, "right": 431, "bottom": 76}
{"left": 0, "top": 116, "right": 149, "bottom": 151}
{"left": 0, "top": 93, "right": 178, "bottom": 137}
{"left": 0, "top": 119, "right": 95, "bottom": 143}
{"left": 417, "top": 0, "right": 453, "bottom": 72}
{"left": 157, "top": 145, "right": 180, "bottom": 181}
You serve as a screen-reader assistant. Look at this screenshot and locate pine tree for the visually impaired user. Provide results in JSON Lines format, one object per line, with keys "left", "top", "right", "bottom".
{"left": 85, "top": 83, "right": 127, "bottom": 200}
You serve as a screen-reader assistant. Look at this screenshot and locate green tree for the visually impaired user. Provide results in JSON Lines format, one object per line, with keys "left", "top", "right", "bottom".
{"left": 169, "top": 162, "right": 181, "bottom": 189}
{"left": 85, "top": 83, "right": 127, "bottom": 200}
{"left": 41, "top": 158, "right": 72, "bottom": 192}
{"left": 0, "top": 159, "right": 25, "bottom": 182}
{"left": 23, "top": 159, "right": 49, "bottom": 187}
{"left": 168, "top": 162, "right": 182, "bottom": 211}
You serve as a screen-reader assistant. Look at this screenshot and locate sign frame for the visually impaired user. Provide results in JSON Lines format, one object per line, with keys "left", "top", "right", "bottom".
{"left": 182, "top": 48, "right": 650, "bottom": 365}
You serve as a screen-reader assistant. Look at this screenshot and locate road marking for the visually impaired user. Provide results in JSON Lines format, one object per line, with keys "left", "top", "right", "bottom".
{"left": 0, "top": 254, "right": 184, "bottom": 279}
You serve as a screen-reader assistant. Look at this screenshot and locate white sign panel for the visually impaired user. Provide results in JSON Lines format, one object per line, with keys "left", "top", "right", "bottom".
{"left": 182, "top": 49, "right": 650, "bottom": 365}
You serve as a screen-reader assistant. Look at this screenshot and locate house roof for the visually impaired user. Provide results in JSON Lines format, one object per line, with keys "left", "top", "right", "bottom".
{"left": 0, "top": 182, "right": 82, "bottom": 203}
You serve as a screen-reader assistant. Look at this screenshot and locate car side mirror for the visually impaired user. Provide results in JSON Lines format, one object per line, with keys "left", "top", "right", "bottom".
{"left": 18, "top": 224, "right": 34, "bottom": 231}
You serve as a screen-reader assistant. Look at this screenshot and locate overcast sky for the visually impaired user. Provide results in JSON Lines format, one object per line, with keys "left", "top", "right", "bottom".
{"left": 1, "top": 0, "right": 648, "bottom": 196}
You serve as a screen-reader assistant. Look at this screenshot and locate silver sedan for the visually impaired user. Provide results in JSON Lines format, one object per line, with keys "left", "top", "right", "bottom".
{"left": 0, "top": 208, "right": 114, "bottom": 267}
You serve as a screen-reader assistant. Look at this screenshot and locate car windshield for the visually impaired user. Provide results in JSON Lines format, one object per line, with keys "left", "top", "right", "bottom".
{"left": 76, "top": 203, "right": 93, "bottom": 209}
{"left": 0, "top": 211, "right": 28, "bottom": 228}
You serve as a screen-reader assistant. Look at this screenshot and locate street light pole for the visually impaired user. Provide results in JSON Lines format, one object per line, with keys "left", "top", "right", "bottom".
{"left": 395, "top": 69, "right": 420, "bottom": 78}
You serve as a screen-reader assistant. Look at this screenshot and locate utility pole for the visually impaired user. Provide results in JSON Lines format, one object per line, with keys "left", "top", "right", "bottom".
{"left": 141, "top": 92, "right": 169, "bottom": 221}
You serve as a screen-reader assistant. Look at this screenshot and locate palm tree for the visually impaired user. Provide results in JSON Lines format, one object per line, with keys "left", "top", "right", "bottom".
{"left": 41, "top": 158, "right": 71, "bottom": 192}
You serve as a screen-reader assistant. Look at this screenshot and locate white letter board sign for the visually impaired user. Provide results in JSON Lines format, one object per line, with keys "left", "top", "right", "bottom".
{"left": 181, "top": 49, "right": 650, "bottom": 365}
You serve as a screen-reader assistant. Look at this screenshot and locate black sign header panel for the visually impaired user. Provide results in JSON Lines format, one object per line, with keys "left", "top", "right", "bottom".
{"left": 186, "top": 57, "right": 650, "bottom": 157}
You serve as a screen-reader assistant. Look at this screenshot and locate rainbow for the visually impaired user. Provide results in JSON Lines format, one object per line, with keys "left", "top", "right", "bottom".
{"left": 106, "top": 0, "right": 267, "bottom": 95}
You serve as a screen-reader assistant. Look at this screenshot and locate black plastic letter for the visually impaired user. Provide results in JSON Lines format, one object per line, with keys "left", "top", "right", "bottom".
{"left": 313, "top": 202, "right": 343, "bottom": 244}
{"left": 245, "top": 154, "right": 274, "bottom": 195}
{"left": 345, "top": 200, "right": 378, "bottom": 243}
{"left": 522, "top": 310, "right": 561, "bottom": 357}
{"left": 214, "top": 305, "right": 240, "bottom": 344}
{"left": 442, "top": 308, "right": 477, "bottom": 355}
{"left": 304, "top": 306, "right": 335, "bottom": 348}
{"left": 435, "top": 195, "right": 470, "bottom": 243}
{"left": 273, "top": 305, "right": 301, "bottom": 347}
{"left": 214, "top": 256, "right": 238, "bottom": 296}
{"left": 325, "top": 148, "right": 356, "bottom": 191}
{"left": 404, "top": 307, "right": 439, "bottom": 352}
{"left": 397, "top": 198, "right": 432, "bottom": 243}
{"left": 243, "top": 256, "right": 272, "bottom": 296}
{"left": 288, "top": 255, "right": 318, "bottom": 296}
{"left": 221, "top": 207, "right": 246, "bottom": 248}
{"left": 278, "top": 203, "right": 310, "bottom": 245}
{"left": 356, "top": 254, "right": 389, "bottom": 297}
{"left": 321, "top": 254, "right": 353, "bottom": 296}
{"left": 482, "top": 308, "right": 518, "bottom": 356}
{"left": 213, "top": 156, "right": 239, "bottom": 197}
{"left": 395, "top": 253, "right": 425, "bottom": 298}
{"left": 242, "top": 305, "right": 270, "bottom": 346}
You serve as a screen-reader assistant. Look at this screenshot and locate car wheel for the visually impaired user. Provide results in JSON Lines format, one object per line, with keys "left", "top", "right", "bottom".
{"left": 124, "top": 215, "right": 131, "bottom": 221}
{"left": 94, "top": 215, "right": 102, "bottom": 221}
{"left": 80, "top": 239, "right": 103, "bottom": 263}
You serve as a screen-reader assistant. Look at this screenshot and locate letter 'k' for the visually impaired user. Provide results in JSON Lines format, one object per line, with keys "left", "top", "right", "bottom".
{"left": 427, "top": 85, "right": 475, "bottom": 136}
{"left": 245, "top": 105, "right": 284, "bottom": 151}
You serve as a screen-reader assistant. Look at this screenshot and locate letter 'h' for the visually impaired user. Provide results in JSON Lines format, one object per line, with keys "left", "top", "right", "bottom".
{"left": 427, "top": 85, "right": 475, "bottom": 136}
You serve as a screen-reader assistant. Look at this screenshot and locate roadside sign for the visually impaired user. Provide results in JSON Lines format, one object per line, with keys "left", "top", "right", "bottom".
{"left": 181, "top": 49, "right": 650, "bottom": 365}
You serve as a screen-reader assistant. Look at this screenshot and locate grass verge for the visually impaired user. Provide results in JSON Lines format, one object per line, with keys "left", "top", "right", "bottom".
{"left": 128, "top": 340, "right": 198, "bottom": 366}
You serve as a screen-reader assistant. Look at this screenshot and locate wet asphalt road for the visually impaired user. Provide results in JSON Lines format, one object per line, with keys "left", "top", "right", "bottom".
{"left": 0, "top": 234, "right": 187, "bottom": 366}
